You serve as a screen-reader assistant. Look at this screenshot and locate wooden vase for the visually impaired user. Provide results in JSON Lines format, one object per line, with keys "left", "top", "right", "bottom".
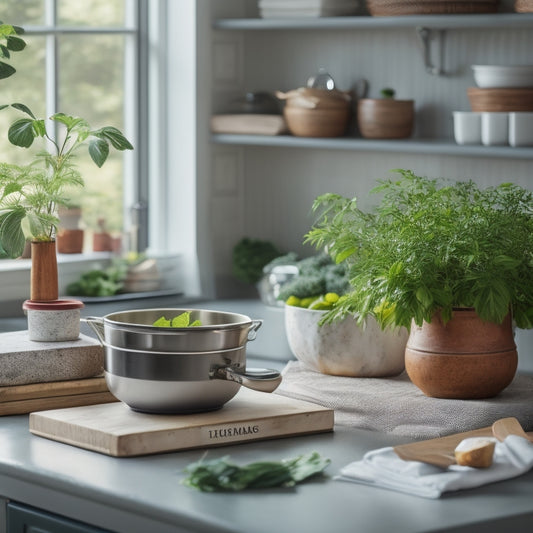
{"left": 405, "top": 308, "right": 517, "bottom": 399}
{"left": 30, "top": 240, "right": 59, "bottom": 302}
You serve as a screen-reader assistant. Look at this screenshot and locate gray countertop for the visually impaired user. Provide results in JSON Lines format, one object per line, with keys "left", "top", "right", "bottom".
{"left": 1, "top": 415, "right": 533, "bottom": 533}
{"left": 1, "top": 297, "right": 533, "bottom": 532}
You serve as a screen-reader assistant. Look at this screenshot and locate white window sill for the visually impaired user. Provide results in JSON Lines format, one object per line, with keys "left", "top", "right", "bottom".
{"left": 0, "top": 252, "right": 185, "bottom": 317}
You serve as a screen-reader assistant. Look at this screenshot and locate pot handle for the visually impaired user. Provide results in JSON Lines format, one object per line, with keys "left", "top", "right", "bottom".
{"left": 247, "top": 319, "right": 263, "bottom": 342}
{"left": 81, "top": 316, "right": 106, "bottom": 345}
{"left": 214, "top": 367, "right": 282, "bottom": 393}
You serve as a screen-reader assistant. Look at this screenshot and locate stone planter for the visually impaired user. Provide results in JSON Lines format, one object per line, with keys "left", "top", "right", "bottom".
{"left": 284, "top": 305, "right": 408, "bottom": 377}
{"left": 23, "top": 299, "right": 85, "bottom": 342}
{"left": 405, "top": 308, "right": 518, "bottom": 399}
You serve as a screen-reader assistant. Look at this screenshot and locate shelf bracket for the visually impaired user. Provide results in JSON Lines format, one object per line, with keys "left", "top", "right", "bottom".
{"left": 416, "top": 26, "right": 446, "bottom": 76}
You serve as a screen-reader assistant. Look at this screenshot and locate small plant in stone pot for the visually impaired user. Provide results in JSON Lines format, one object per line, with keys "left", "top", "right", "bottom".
{"left": 0, "top": 24, "right": 133, "bottom": 341}
{"left": 306, "top": 169, "right": 533, "bottom": 399}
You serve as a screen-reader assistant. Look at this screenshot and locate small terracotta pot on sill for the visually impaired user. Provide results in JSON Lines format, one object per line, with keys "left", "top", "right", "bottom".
{"left": 57, "top": 229, "right": 84, "bottom": 254}
{"left": 405, "top": 308, "right": 517, "bottom": 399}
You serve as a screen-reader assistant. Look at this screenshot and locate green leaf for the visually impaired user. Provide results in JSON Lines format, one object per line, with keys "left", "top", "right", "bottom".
{"left": 11, "top": 103, "right": 36, "bottom": 118}
{"left": 0, "top": 207, "right": 26, "bottom": 258}
{"left": 335, "top": 247, "right": 356, "bottom": 263}
{"left": 95, "top": 126, "right": 134, "bottom": 151}
{"left": 0, "top": 61, "right": 15, "bottom": 80}
{"left": 6, "top": 35, "right": 25, "bottom": 52}
{"left": 152, "top": 316, "right": 171, "bottom": 327}
{"left": 88, "top": 138, "right": 109, "bottom": 167}
{"left": 0, "top": 45, "right": 10, "bottom": 59}
{"left": 8, "top": 118, "right": 36, "bottom": 147}
{"left": 171, "top": 312, "right": 191, "bottom": 327}
{"left": 51, "top": 113, "right": 89, "bottom": 130}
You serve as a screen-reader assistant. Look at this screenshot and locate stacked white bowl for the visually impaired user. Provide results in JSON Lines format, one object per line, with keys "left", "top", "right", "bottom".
{"left": 453, "top": 65, "right": 533, "bottom": 147}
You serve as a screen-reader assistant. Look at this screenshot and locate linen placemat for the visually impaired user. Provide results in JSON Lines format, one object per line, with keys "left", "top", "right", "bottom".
{"left": 274, "top": 361, "right": 533, "bottom": 439}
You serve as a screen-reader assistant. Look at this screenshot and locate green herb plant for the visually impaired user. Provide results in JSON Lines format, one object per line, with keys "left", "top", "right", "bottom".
{"left": 380, "top": 87, "right": 395, "bottom": 99}
{"left": 305, "top": 169, "right": 533, "bottom": 331}
{"left": 183, "top": 451, "right": 330, "bottom": 492}
{"left": 232, "top": 237, "right": 282, "bottom": 284}
{"left": 0, "top": 22, "right": 25, "bottom": 80}
{"left": 0, "top": 105, "right": 133, "bottom": 257}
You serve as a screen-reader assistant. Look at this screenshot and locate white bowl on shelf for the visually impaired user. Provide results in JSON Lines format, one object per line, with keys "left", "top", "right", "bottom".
{"left": 472, "top": 65, "right": 533, "bottom": 89}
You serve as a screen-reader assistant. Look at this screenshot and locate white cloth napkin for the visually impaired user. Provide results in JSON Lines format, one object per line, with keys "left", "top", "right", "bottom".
{"left": 335, "top": 435, "right": 533, "bottom": 499}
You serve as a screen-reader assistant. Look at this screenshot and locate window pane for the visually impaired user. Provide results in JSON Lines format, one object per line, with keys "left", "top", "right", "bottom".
{"left": 0, "top": 1, "right": 45, "bottom": 26}
{"left": 58, "top": 0, "right": 126, "bottom": 27}
{"left": 58, "top": 33, "right": 129, "bottom": 236}
{"left": 0, "top": 35, "right": 46, "bottom": 166}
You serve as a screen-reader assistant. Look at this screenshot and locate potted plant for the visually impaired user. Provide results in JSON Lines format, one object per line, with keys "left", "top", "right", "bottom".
{"left": 0, "top": 22, "right": 133, "bottom": 340}
{"left": 305, "top": 169, "right": 533, "bottom": 398}
{"left": 357, "top": 87, "right": 414, "bottom": 139}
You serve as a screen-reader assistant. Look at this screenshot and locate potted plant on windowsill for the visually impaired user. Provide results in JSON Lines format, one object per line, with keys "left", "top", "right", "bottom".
{"left": 305, "top": 169, "right": 533, "bottom": 399}
{"left": 0, "top": 107, "right": 133, "bottom": 340}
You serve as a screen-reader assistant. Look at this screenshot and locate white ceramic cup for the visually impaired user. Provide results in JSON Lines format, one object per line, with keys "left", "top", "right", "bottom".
{"left": 509, "top": 112, "right": 533, "bottom": 147}
{"left": 481, "top": 112, "right": 509, "bottom": 146}
{"left": 453, "top": 111, "right": 482, "bottom": 145}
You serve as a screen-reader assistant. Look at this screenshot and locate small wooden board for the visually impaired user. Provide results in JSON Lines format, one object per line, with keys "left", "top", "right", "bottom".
{"left": 29, "top": 389, "right": 334, "bottom": 457}
{"left": 0, "top": 377, "right": 118, "bottom": 416}
{"left": 394, "top": 426, "right": 533, "bottom": 467}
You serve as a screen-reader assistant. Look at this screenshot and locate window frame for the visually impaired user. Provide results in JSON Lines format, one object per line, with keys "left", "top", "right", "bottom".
{"left": 0, "top": 0, "right": 154, "bottom": 310}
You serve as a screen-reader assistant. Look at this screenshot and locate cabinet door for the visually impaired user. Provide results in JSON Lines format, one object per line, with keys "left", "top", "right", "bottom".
{"left": 7, "top": 501, "right": 109, "bottom": 533}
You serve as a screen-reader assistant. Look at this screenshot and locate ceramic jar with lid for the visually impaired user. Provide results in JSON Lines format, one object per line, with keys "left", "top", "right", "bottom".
{"left": 276, "top": 87, "right": 352, "bottom": 137}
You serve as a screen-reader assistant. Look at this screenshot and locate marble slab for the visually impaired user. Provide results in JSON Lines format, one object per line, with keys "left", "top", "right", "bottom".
{"left": 0, "top": 331, "right": 104, "bottom": 386}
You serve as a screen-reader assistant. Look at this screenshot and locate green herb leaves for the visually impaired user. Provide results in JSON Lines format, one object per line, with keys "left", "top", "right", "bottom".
{"left": 0, "top": 23, "right": 26, "bottom": 80}
{"left": 183, "top": 452, "right": 330, "bottom": 492}
{"left": 153, "top": 312, "right": 202, "bottom": 328}
{"left": 306, "top": 170, "right": 533, "bottom": 330}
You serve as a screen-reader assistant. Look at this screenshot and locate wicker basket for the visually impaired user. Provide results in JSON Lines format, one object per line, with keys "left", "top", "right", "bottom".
{"left": 515, "top": 0, "right": 533, "bottom": 12}
{"left": 366, "top": 0, "right": 499, "bottom": 15}
{"left": 467, "top": 87, "right": 533, "bottom": 112}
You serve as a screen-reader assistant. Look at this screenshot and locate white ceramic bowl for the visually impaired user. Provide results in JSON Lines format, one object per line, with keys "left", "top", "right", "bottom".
{"left": 284, "top": 305, "right": 408, "bottom": 377}
{"left": 472, "top": 65, "right": 533, "bottom": 89}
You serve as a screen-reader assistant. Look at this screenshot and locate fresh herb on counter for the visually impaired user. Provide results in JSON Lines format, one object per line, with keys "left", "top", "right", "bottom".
{"left": 153, "top": 311, "right": 201, "bottom": 328}
{"left": 182, "top": 451, "right": 330, "bottom": 492}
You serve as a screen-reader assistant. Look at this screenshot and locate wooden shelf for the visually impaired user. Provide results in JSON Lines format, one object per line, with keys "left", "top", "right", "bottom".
{"left": 213, "top": 13, "right": 533, "bottom": 31}
{"left": 212, "top": 134, "right": 533, "bottom": 160}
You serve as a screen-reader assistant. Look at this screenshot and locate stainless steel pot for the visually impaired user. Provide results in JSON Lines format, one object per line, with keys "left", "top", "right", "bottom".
{"left": 82, "top": 308, "right": 282, "bottom": 414}
{"left": 84, "top": 308, "right": 262, "bottom": 352}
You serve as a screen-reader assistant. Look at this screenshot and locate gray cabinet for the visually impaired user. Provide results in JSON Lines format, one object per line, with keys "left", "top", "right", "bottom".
{"left": 7, "top": 502, "right": 110, "bottom": 533}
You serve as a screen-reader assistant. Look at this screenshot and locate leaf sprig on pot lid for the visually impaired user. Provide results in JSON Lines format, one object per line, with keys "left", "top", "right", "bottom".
{"left": 305, "top": 169, "right": 533, "bottom": 330}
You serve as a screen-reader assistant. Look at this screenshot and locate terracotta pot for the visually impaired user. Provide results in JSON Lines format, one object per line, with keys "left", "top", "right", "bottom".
{"left": 405, "top": 308, "right": 517, "bottom": 399}
{"left": 30, "top": 240, "right": 59, "bottom": 302}
{"left": 357, "top": 98, "right": 414, "bottom": 139}
{"left": 57, "top": 229, "right": 84, "bottom": 254}
{"left": 93, "top": 232, "right": 113, "bottom": 252}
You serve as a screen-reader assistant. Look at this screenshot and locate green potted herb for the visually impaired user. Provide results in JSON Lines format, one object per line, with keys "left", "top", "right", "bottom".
{"left": 306, "top": 169, "right": 533, "bottom": 398}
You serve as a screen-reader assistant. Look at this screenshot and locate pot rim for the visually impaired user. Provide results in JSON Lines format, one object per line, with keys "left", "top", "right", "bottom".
{"left": 102, "top": 307, "right": 253, "bottom": 330}
{"left": 103, "top": 342, "right": 245, "bottom": 356}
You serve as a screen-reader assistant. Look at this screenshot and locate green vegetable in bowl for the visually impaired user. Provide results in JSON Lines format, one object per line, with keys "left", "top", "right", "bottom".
{"left": 152, "top": 312, "right": 202, "bottom": 328}
{"left": 182, "top": 451, "right": 330, "bottom": 492}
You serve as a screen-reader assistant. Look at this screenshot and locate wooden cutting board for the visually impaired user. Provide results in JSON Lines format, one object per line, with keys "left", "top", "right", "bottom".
{"left": 29, "top": 389, "right": 334, "bottom": 457}
{"left": 0, "top": 377, "right": 118, "bottom": 416}
{"left": 394, "top": 425, "right": 533, "bottom": 468}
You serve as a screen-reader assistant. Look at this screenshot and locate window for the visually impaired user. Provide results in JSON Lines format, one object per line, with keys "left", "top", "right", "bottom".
{"left": 0, "top": 0, "right": 143, "bottom": 255}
